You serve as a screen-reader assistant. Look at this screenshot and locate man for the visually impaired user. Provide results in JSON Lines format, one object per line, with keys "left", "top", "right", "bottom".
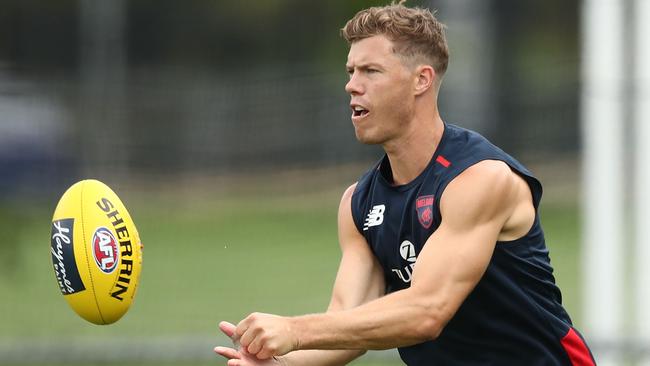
{"left": 215, "top": 2, "right": 595, "bottom": 365}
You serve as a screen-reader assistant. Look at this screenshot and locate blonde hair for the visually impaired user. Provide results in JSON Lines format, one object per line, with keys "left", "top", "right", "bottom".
{"left": 341, "top": 1, "right": 449, "bottom": 75}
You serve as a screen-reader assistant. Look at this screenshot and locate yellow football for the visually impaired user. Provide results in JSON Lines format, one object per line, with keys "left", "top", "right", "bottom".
{"left": 50, "top": 179, "right": 142, "bottom": 325}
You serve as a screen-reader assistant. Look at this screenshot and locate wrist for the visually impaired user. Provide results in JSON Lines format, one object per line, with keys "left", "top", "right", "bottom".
{"left": 274, "top": 355, "right": 289, "bottom": 366}
{"left": 288, "top": 316, "right": 305, "bottom": 351}
{"left": 289, "top": 312, "right": 333, "bottom": 351}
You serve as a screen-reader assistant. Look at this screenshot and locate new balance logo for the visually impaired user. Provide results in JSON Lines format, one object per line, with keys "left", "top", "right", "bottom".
{"left": 363, "top": 204, "right": 385, "bottom": 231}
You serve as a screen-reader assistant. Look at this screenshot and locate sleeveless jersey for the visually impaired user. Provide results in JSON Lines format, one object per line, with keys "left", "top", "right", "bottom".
{"left": 351, "top": 123, "right": 595, "bottom": 365}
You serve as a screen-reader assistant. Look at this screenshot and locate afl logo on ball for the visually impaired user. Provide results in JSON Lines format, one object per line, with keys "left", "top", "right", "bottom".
{"left": 92, "top": 227, "right": 119, "bottom": 273}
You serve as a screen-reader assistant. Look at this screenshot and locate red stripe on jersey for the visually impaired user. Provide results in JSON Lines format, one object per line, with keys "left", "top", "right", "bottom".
{"left": 436, "top": 155, "right": 451, "bottom": 168}
{"left": 561, "top": 328, "right": 595, "bottom": 366}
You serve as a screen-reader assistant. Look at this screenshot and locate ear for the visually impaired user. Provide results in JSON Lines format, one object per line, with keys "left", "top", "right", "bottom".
{"left": 414, "top": 65, "right": 435, "bottom": 96}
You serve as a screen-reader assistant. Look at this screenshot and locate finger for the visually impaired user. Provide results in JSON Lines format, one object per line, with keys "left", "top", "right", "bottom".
{"left": 256, "top": 348, "right": 274, "bottom": 360}
{"left": 219, "top": 321, "right": 238, "bottom": 338}
{"left": 214, "top": 346, "right": 241, "bottom": 360}
{"left": 239, "top": 346, "right": 255, "bottom": 357}
{"left": 246, "top": 336, "right": 263, "bottom": 356}
{"left": 235, "top": 316, "right": 252, "bottom": 340}
{"left": 227, "top": 359, "right": 243, "bottom": 366}
{"left": 239, "top": 328, "right": 258, "bottom": 349}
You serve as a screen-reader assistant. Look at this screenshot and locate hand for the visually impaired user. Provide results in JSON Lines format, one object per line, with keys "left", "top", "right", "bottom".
{"left": 215, "top": 321, "right": 283, "bottom": 366}
{"left": 235, "top": 313, "right": 299, "bottom": 360}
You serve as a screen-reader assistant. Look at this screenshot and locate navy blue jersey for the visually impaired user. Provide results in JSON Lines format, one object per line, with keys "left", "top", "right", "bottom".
{"left": 351, "top": 123, "right": 595, "bottom": 365}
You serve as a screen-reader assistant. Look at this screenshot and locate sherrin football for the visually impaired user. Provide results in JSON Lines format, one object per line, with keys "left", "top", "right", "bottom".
{"left": 50, "top": 179, "right": 142, "bottom": 325}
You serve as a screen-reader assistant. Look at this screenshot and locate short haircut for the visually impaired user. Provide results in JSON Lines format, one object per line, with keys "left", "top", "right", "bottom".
{"left": 341, "top": 1, "right": 449, "bottom": 76}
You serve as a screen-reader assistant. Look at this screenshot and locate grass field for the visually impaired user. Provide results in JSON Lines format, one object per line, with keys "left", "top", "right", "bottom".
{"left": 0, "top": 178, "right": 580, "bottom": 365}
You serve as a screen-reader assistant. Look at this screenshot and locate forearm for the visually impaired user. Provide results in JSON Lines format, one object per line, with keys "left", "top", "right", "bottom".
{"left": 293, "top": 287, "right": 442, "bottom": 351}
{"left": 278, "top": 349, "right": 364, "bottom": 366}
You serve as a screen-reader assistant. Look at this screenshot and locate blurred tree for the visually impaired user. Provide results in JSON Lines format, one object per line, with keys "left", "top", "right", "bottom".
{"left": 491, "top": 0, "right": 579, "bottom": 154}
{"left": 0, "top": 0, "right": 580, "bottom": 184}
{"left": 125, "top": 0, "right": 424, "bottom": 72}
{"left": 77, "top": 0, "right": 129, "bottom": 178}
{"left": 0, "top": 0, "right": 78, "bottom": 74}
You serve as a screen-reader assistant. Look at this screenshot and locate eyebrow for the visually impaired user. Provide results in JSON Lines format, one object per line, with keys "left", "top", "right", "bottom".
{"left": 346, "top": 62, "right": 384, "bottom": 70}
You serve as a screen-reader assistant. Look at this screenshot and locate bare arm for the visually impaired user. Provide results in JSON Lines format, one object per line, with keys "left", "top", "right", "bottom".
{"left": 234, "top": 160, "right": 532, "bottom": 355}
{"left": 216, "top": 184, "right": 385, "bottom": 365}
{"left": 276, "top": 183, "right": 385, "bottom": 365}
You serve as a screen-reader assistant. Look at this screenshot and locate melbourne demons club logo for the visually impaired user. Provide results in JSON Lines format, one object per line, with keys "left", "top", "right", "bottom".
{"left": 416, "top": 195, "right": 435, "bottom": 229}
{"left": 92, "top": 227, "right": 119, "bottom": 274}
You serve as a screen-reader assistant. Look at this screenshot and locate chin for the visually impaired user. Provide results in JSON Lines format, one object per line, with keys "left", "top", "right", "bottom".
{"left": 355, "top": 131, "right": 384, "bottom": 145}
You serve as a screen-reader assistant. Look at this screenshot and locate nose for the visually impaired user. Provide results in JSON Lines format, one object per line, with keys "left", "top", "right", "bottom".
{"left": 345, "top": 72, "right": 363, "bottom": 95}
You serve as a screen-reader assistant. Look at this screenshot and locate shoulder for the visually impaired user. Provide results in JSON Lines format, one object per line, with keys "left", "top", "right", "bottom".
{"left": 339, "top": 182, "right": 362, "bottom": 224}
{"left": 346, "top": 162, "right": 381, "bottom": 216}
{"left": 451, "top": 159, "right": 513, "bottom": 187}
{"left": 338, "top": 182, "right": 369, "bottom": 247}
{"left": 441, "top": 124, "right": 509, "bottom": 164}
{"left": 340, "top": 183, "right": 358, "bottom": 207}
{"left": 440, "top": 160, "right": 518, "bottom": 225}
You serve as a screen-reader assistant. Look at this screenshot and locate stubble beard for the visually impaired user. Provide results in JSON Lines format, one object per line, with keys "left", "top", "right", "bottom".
{"left": 355, "top": 102, "right": 412, "bottom": 146}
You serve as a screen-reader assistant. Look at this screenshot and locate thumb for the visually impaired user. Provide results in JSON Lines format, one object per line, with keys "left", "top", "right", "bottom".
{"left": 219, "top": 321, "right": 237, "bottom": 339}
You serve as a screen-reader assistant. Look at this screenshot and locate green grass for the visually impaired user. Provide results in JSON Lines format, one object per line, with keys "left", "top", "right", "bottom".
{"left": 539, "top": 202, "right": 582, "bottom": 326}
{"left": 0, "top": 187, "right": 580, "bottom": 365}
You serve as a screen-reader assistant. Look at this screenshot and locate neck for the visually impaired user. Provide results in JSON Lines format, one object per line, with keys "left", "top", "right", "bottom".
{"left": 383, "top": 112, "right": 444, "bottom": 186}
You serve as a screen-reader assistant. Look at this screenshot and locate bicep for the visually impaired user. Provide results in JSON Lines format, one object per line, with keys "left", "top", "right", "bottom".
{"left": 328, "top": 184, "right": 385, "bottom": 312}
{"left": 409, "top": 161, "right": 518, "bottom": 323}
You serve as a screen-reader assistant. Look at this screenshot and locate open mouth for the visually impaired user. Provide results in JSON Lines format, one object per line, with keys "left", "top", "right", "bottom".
{"left": 352, "top": 105, "right": 369, "bottom": 118}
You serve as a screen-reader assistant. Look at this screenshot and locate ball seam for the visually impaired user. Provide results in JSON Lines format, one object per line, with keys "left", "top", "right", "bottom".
{"left": 81, "top": 180, "right": 107, "bottom": 325}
